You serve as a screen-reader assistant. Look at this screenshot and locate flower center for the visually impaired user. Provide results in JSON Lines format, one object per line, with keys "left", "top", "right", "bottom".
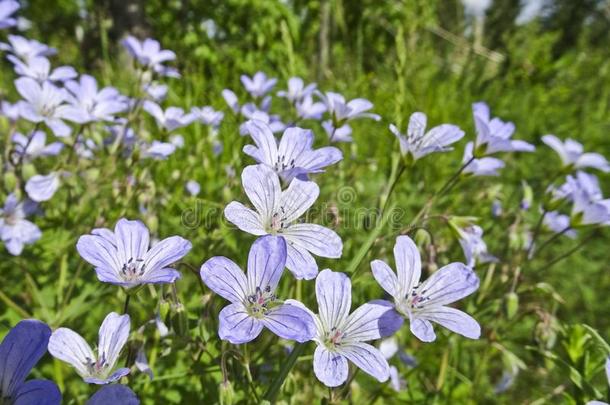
{"left": 396, "top": 285, "right": 430, "bottom": 316}
{"left": 273, "top": 155, "right": 296, "bottom": 172}
{"left": 121, "top": 257, "right": 146, "bottom": 281}
{"left": 267, "top": 209, "right": 288, "bottom": 234}
{"left": 84, "top": 353, "right": 109, "bottom": 377}
{"left": 324, "top": 327, "right": 345, "bottom": 350}
{"left": 246, "top": 286, "right": 276, "bottom": 318}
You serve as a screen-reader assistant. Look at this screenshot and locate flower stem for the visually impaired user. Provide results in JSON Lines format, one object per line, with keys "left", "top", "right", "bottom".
{"left": 532, "top": 226, "right": 571, "bottom": 258}
{"left": 264, "top": 342, "right": 306, "bottom": 402}
{"left": 526, "top": 209, "right": 548, "bottom": 258}
{"left": 123, "top": 293, "right": 131, "bottom": 315}
{"left": 435, "top": 156, "right": 475, "bottom": 199}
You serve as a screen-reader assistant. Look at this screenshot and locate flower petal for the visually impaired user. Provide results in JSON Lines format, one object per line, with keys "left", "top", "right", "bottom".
{"left": 142, "top": 235, "right": 191, "bottom": 273}
{"left": 370, "top": 260, "right": 398, "bottom": 298}
{"left": 394, "top": 235, "right": 421, "bottom": 298}
{"left": 343, "top": 300, "right": 403, "bottom": 341}
{"left": 242, "top": 164, "right": 280, "bottom": 220}
{"left": 98, "top": 312, "right": 130, "bottom": 370}
{"left": 340, "top": 342, "right": 389, "bottom": 382}
{"left": 0, "top": 320, "right": 51, "bottom": 397}
{"left": 13, "top": 379, "right": 61, "bottom": 405}
{"left": 282, "top": 223, "right": 342, "bottom": 258}
{"left": 242, "top": 120, "right": 278, "bottom": 166}
{"left": 114, "top": 219, "right": 150, "bottom": 266}
{"left": 76, "top": 234, "right": 121, "bottom": 277}
{"left": 284, "top": 241, "right": 319, "bottom": 280}
{"left": 224, "top": 201, "right": 266, "bottom": 235}
{"left": 409, "top": 317, "right": 436, "bottom": 342}
{"left": 262, "top": 303, "right": 316, "bottom": 342}
{"left": 315, "top": 269, "right": 351, "bottom": 332}
{"left": 246, "top": 235, "right": 287, "bottom": 293}
{"left": 200, "top": 256, "right": 248, "bottom": 303}
{"left": 278, "top": 178, "right": 319, "bottom": 223}
{"left": 218, "top": 303, "right": 263, "bottom": 344}
{"left": 417, "top": 306, "right": 480, "bottom": 340}
{"left": 48, "top": 328, "right": 95, "bottom": 377}
{"left": 86, "top": 384, "right": 139, "bottom": 405}
{"left": 419, "top": 263, "right": 480, "bottom": 306}
{"left": 313, "top": 346, "right": 348, "bottom": 387}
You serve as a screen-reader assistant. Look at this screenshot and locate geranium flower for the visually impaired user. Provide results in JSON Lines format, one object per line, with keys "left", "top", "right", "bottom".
{"left": 76, "top": 218, "right": 192, "bottom": 287}
{"left": 0, "top": 0, "right": 19, "bottom": 29}
{"left": 389, "top": 112, "right": 464, "bottom": 161}
{"left": 121, "top": 36, "right": 178, "bottom": 77}
{"left": 542, "top": 134, "right": 609, "bottom": 172}
{"left": 242, "top": 119, "right": 342, "bottom": 182}
{"left": 15, "top": 77, "right": 72, "bottom": 137}
{"left": 277, "top": 77, "right": 317, "bottom": 103}
{"left": 48, "top": 312, "right": 131, "bottom": 384}
{"left": 224, "top": 164, "right": 342, "bottom": 279}
{"left": 143, "top": 101, "right": 195, "bottom": 131}
{"left": 286, "top": 269, "right": 402, "bottom": 387}
{"left": 62, "top": 74, "right": 127, "bottom": 123}
{"left": 462, "top": 142, "right": 506, "bottom": 176}
{"left": 371, "top": 236, "right": 481, "bottom": 342}
{"left": 12, "top": 130, "right": 63, "bottom": 160}
{"left": 241, "top": 71, "right": 277, "bottom": 98}
{"left": 472, "top": 102, "right": 534, "bottom": 155}
{"left": 0, "top": 35, "right": 56, "bottom": 61}
{"left": 8, "top": 55, "right": 76, "bottom": 83}
{"left": 0, "top": 193, "right": 41, "bottom": 256}
{"left": 200, "top": 235, "right": 316, "bottom": 344}
{"left": 86, "top": 384, "right": 139, "bottom": 405}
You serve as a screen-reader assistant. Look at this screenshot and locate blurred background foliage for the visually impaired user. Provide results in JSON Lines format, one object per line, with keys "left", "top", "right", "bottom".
{"left": 2, "top": 0, "right": 610, "bottom": 403}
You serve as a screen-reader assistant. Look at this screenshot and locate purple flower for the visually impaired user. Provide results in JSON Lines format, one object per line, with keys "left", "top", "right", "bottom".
{"left": 62, "top": 75, "right": 127, "bottom": 123}
{"left": 316, "top": 91, "right": 381, "bottom": 126}
{"left": 222, "top": 89, "right": 239, "bottom": 113}
{"left": 142, "top": 140, "right": 176, "bottom": 160}
{"left": 185, "top": 180, "right": 201, "bottom": 196}
{"left": 277, "top": 77, "right": 316, "bottom": 103}
{"left": 86, "top": 384, "right": 139, "bottom": 405}
{"left": 542, "top": 135, "right": 609, "bottom": 172}
{"left": 8, "top": 55, "right": 76, "bottom": 83}
{"left": 322, "top": 121, "right": 353, "bottom": 143}
{"left": 462, "top": 142, "right": 506, "bottom": 176}
{"left": 286, "top": 270, "right": 402, "bottom": 387}
{"left": 224, "top": 164, "right": 343, "bottom": 279}
{"left": 456, "top": 225, "right": 498, "bottom": 267}
{"left": 190, "top": 106, "right": 224, "bottom": 127}
{"left": 472, "top": 102, "right": 535, "bottom": 155}
{"left": 296, "top": 95, "right": 326, "bottom": 120}
{"left": 12, "top": 130, "right": 63, "bottom": 160}
{"left": 389, "top": 112, "right": 464, "bottom": 161}
{"left": 0, "top": 35, "right": 56, "bottom": 61}
{"left": 143, "top": 101, "right": 195, "bottom": 131}
{"left": 25, "top": 172, "right": 60, "bottom": 202}
{"left": 241, "top": 71, "right": 277, "bottom": 98}
{"left": 48, "top": 312, "right": 131, "bottom": 384}
{"left": 0, "top": 319, "right": 61, "bottom": 405}
{"left": 1, "top": 100, "right": 20, "bottom": 122}
{"left": 15, "top": 77, "right": 72, "bottom": 137}
{"left": 121, "top": 36, "right": 178, "bottom": 78}
{"left": 240, "top": 108, "right": 285, "bottom": 133}
{"left": 76, "top": 218, "right": 192, "bottom": 287}
{"left": 0, "top": 0, "right": 19, "bottom": 29}
{"left": 543, "top": 211, "right": 577, "bottom": 238}
{"left": 242, "top": 120, "right": 342, "bottom": 182}
{"left": 144, "top": 83, "right": 168, "bottom": 102}
{"left": 371, "top": 236, "right": 481, "bottom": 342}
{"left": 200, "top": 235, "right": 316, "bottom": 344}
{"left": 567, "top": 172, "right": 610, "bottom": 226}
{"left": 0, "top": 193, "right": 41, "bottom": 256}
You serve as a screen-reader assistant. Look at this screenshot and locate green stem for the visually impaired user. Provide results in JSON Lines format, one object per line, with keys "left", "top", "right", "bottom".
{"left": 526, "top": 209, "right": 548, "bottom": 258}
{"left": 123, "top": 294, "right": 131, "bottom": 315}
{"left": 435, "top": 156, "right": 475, "bottom": 198}
{"left": 532, "top": 226, "right": 571, "bottom": 258}
{"left": 264, "top": 342, "right": 306, "bottom": 402}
